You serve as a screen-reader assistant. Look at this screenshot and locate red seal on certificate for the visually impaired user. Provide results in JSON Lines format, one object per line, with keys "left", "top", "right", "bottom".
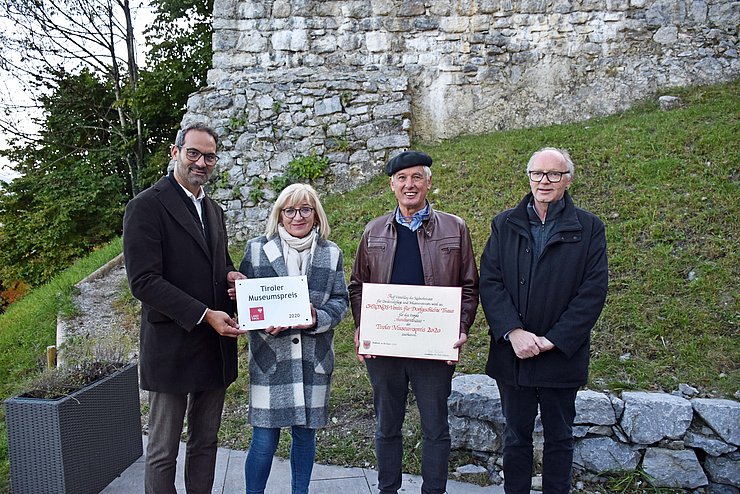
{"left": 363, "top": 340, "right": 371, "bottom": 350}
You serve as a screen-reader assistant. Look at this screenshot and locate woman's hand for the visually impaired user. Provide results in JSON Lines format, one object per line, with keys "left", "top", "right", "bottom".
{"left": 264, "top": 325, "right": 292, "bottom": 336}
{"left": 291, "top": 304, "right": 317, "bottom": 330}
{"left": 264, "top": 305, "right": 317, "bottom": 335}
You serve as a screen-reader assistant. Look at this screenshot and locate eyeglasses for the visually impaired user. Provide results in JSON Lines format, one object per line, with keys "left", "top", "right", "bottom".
{"left": 527, "top": 170, "right": 570, "bottom": 183}
{"left": 179, "top": 146, "right": 219, "bottom": 166}
{"left": 282, "top": 207, "right": 314, "bottom": 219}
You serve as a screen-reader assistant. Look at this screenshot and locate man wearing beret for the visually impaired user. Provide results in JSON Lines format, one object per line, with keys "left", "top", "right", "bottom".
{"left": 349, "top": 151, "right": 479, "bottom": 494}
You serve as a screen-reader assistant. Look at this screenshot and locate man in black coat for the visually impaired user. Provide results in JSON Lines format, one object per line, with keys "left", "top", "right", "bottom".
{"left": 124, "top": 122, "right": 245, "bottom": 494}
{"left": 479, "top": 147, "right": 608, "bottom": 494}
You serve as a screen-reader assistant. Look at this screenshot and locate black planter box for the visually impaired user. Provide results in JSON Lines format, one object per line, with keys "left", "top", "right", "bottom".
{"left": 5, "top": 362, "right": 143, "bottom": 494}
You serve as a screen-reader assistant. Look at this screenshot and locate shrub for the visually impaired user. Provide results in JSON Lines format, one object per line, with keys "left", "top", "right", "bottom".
{"left": 271, "top": 152, "right": 329, "bottom": 192}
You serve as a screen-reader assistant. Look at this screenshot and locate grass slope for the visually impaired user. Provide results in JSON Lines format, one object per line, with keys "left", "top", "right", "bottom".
{"left": 0, "top": 81, "right": 737, "bottom": 491}
{"left": 325, "top": 80, "right": 739, "bottom": 398}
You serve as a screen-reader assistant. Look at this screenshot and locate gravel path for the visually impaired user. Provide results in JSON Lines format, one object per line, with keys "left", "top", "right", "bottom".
{"left": 57, "top": 254, "right": 138, "bottom": 363}
{"left": 57, "top": 254, "right": 145, "bottom": 408}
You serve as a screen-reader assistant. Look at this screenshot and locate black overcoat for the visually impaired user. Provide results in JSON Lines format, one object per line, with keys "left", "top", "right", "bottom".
{"left": 123, "top": 175, "right": 238, "bottom": 392}
{"left": 479, "top": 191, "right": 608, "bottom": 388}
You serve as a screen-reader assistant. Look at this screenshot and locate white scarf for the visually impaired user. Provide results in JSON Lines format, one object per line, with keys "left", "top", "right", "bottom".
{"left": 278, "top": 225, "right": 315, "bottom": 276}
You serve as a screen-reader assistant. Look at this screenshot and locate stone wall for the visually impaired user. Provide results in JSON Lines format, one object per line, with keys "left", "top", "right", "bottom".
{"left": 185, "top": 69, "right": 411, "bottom": 240}
{"left": 185, "top": 0, "right": 739, "bottom": 239}
{"left": 449, "top": 374, "right": 740, "bottom": 492}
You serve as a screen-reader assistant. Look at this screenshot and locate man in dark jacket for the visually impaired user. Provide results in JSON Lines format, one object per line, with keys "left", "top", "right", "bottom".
{"left": 349, "top": 151, "right": 479, "bottom": 494}
{"left": 124, "top": 122, "right": 245, "bottom": 494}
{"left": 479, "top": 147, "right": 608, "bottom": 494}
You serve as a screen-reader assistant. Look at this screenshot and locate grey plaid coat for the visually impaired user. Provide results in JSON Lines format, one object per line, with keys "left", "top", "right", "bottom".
{"left": 239, "top": 234, "right": 349, "bottom": 428}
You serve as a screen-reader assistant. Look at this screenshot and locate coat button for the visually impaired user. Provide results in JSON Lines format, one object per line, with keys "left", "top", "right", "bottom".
{"left": 525, "top": 248, "right": 530, "bottom": 253}
{"left": 519, "top": 278, "right": 526, "bottom": 285}
{"left": 292, "top": 338, "right": 299, "bottom": 344}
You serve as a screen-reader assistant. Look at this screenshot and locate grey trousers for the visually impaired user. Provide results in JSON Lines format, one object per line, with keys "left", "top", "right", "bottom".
{"left": 145, "top": 388, "right": 227, "bottom": 494}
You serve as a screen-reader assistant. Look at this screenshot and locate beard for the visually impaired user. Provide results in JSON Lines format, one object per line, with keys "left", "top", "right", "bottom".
{"left": 176, "top": 160, "right": 211, "bottom": 189}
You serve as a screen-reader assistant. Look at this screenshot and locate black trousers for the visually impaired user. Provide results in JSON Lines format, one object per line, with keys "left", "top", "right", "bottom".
{"left": 365, "top": 357, "right": 455, "bottom": 494}
{"left": 498, "top": 383, "right": 579, "bottom": 494}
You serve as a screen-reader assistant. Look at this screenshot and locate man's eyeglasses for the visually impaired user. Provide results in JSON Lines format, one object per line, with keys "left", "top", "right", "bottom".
{"left": 282, "top": 207, "right": 314, "bottom": 219}
{"left": 179, "top": 146, "right": 219, "bottom": 166}
{"left": 527, "top": 170, "right": 570, "bottom": 183}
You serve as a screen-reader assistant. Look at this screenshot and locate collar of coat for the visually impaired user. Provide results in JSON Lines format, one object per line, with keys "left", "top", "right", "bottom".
{"left": 153, "top": 175, "right": 218, "bottom": 260}
{"left": 382, "top": 203, "right": 441, "bottom": 238}
{"left": 259, "top": 233, "right": 325, "bottom": 278}
{"left": 506, "top": 191, "right": 583, "bottom": 236}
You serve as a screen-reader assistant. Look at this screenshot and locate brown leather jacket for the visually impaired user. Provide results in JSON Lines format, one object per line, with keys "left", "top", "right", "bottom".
{"left": 349, "top": 207, "right": 479, "bottom": 335}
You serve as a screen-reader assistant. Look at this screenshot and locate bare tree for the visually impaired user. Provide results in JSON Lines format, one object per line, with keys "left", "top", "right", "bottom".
{"left": 0, "top": 0, "right": 144, "bottom": 193}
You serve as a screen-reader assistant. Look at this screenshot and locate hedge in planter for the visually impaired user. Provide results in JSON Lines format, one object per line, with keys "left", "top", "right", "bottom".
{"left": 5, "top": 362, "right": 143, "bottom": 494}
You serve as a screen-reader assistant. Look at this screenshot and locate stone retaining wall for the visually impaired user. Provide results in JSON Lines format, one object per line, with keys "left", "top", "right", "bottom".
{"left": 449, "top": 374, "right": 740, "bottom": 492}
{"left": 185, "top": 69, "right": 411, "bottom": 241}
{"left": 186, "top": 0, "right": 739, "bottom": 239}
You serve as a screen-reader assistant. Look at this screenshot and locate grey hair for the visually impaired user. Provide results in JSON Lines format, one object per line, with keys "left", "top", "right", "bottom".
{"left": 526, "top": 147, "right": 575, "bottom": 179}
{"left": 174, "top": 122, "right": 219, "bottom": 148}
{"left": 265, "top": 183, "right": 331, "bottom": 240}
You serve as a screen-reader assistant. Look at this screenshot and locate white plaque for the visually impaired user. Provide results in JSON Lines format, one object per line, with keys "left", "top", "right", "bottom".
{"left": 235, "top": 276, "right": 312, "bottom": 330}
{"left": 358, "top": 283, "right": 462, "bottom": 361}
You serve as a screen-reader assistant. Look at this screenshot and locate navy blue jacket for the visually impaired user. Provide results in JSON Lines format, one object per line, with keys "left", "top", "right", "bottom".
{"left": 479, "top": 191, "right": 608, "bottom": 388}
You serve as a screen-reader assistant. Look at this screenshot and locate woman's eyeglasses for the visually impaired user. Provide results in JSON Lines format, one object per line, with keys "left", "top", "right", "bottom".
{"left": 282, "top": 207, "right": 314, "bottom": 219}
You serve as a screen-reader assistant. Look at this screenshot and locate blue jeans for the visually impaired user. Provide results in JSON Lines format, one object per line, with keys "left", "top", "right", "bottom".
{"left": 245, "top": 426, "right": 316, "bottom": 494}
{"left": 498, "top": 384, "right": 579, "bottom": 494}
{"left": 365, "top": 357, "right": 455, "bottom": 494}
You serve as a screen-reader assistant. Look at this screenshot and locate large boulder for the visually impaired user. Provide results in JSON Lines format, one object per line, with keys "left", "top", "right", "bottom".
{"left": 692, "top": 399, "right": 740, "bottom": 446}
{"left": 642, "top": 448, "right": 708, "bottom": 489}
{"left": 449, "top": 415, "right": 500, "bottom": 453}
{"left": 573, "top": 436, "right": 640, "bottom": 473}
{"left": 705, "top": 455, "right": 740, "bottom": 488}
{"left": 620, "top": 392, "right": 692, "bottom": 444}
{"left": 575, "top": 390, "right": 616, "bottom": 425}
{"left": 448, "top": 374, "right": 505, "bottom": 425}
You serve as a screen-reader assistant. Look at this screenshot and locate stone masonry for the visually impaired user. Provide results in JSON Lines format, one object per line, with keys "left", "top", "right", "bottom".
{"left": 185, "top": 0, "right": 739, "bottom": 239}
{"left": 449, "top": 374, "right": 740, "bottom": 491}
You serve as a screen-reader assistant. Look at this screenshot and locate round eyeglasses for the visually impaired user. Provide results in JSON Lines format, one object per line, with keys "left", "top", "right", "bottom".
{"left": 527, "top": 170, "right": 570, "bottom": 183}
{"left": 282, "top": 207, "right": 314, "bottom": 219}
{"left": 179, "top": 146, "right": 219, "bottom": 166}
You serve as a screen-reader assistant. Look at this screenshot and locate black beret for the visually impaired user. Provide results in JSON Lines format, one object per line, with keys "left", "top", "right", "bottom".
{"left": 385, "top": 151, "right": 433, "bottom": 176}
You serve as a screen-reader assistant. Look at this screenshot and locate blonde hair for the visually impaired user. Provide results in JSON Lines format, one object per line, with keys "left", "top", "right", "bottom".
{"left": 265, "top": 183, "right": 331, "bottom": 240}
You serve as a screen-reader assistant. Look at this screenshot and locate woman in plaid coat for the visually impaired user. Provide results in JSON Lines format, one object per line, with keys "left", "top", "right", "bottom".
{"left": 235, "top": 183, "right": 348, "bottom": 494}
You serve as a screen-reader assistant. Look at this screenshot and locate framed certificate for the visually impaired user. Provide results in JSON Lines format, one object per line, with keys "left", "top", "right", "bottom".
{"left": 358, "top": 283, "right": 462, "bottom": 361}
{"left": 235, "top": 276, "right": 312, "bottom": 330}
